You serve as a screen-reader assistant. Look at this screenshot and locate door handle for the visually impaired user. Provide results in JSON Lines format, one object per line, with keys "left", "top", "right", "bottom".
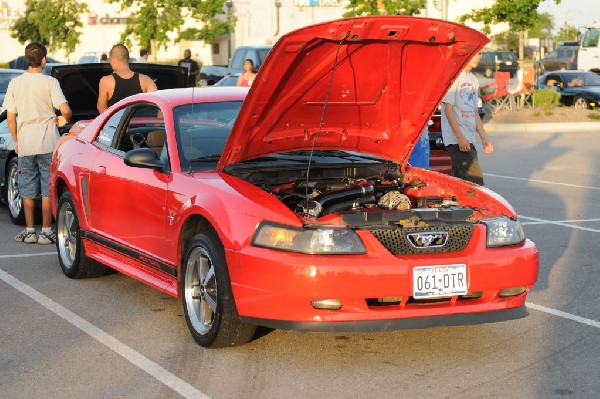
{"left": 95, "top": 166, "right": 106, "bottom": 175}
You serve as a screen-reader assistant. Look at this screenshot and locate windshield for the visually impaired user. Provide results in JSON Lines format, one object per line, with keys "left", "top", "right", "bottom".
{"left": 174, "top": 101, "right": 243, "bottom": 172}
{"left": 582, "top": 28, "right": 600, "bottom": 48}
{"left": 0, "top": 71, "right": 23, "bottom": 93}
{"left": 567, "top": 72, "right": 600, "bottom": 87}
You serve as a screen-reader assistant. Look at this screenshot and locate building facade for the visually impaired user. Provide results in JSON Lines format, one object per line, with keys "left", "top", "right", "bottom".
{"left": 1, "top": 0, "right": 500, "bottom": 66}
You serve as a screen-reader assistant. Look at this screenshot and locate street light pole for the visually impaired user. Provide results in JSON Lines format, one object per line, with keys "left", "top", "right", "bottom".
{"left": 225, "top": 1, "right": 234, "bottom": 61}
{"left": 441, "top": 0, "right": 449, "bottom": 21}
{"left": 274, "top": 1, "right": 282, "bottom": 38}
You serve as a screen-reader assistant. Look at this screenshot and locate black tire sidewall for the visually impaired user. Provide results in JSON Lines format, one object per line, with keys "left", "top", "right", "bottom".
{"left": 181, "top": 231, "right": 247, "bottom": 348}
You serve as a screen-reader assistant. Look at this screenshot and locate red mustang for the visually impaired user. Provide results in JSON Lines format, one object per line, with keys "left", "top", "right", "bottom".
{"left": 49, "top": 16, "right": 538, "bottom": 348}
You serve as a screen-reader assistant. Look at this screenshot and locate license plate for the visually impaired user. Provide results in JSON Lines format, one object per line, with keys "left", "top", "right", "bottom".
{"left": 505, "top": 61, "right": 512, "bottom": 65}
{"left": 413, "top": 264, "right": 468, "bottom": 298}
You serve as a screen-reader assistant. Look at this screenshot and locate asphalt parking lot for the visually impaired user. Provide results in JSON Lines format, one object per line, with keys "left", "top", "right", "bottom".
{"left": 0, "top": 126, "right": 599, "bottom": 399}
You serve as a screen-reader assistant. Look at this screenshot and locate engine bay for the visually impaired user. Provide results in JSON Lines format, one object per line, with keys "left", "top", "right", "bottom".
{"left": 225, "top": 158, "right": 484, "bottom": 229}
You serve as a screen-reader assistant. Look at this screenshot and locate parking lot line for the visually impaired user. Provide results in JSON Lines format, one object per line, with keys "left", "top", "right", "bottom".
{"left": 519, "top": 215, "right": 600, "bottom": 233}
{"left": 485, "top": 173, "right": 600, "bottom": 191}
{"left": 526, "top": 302, "right": 600, "bottom": 329}
{"left": 0, "top": 268, "right": 209, "bottom": 399}
{"left": 0, "top": 252, "right": 56, "bottom": 259}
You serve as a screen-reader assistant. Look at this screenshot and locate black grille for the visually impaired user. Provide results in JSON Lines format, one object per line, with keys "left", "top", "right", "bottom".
{"left": 369, "top": 225, "right": 474, "bottom": 254}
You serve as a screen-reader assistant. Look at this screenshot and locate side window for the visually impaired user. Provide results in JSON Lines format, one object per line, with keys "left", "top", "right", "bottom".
{"left": 117, "top": 104, "right": 165, "bottom": 155}
{"left": 96, "top": 108, "right": 126, "bottom": 147}
{"left": 544, "top": 75, "right": 560, "bottom": 87}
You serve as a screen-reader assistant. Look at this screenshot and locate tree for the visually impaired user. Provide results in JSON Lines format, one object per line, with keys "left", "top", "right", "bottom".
{"left": 179, "top": 1, "right": 236, "bottom": 44}
{"left": 107, "top": 0, "right": 236, "bottom": 53}
{"left": 10, "top": 0, "right": 88, "bottom": 55}
{"left": 344, "top": 0, "right": 426, "bottom": 18}
{"left": 459, "top": 0, "right": 561, "bottom": 68}
{"left": 107, "top": 0, "right": 186, "bottom": 52}
{"left": 555, "top": 22, "right": 579, "bottom": 42}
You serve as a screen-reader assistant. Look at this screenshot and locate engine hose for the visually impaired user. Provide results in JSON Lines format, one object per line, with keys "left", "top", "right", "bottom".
{"left": 323, "top": 195, "right": 376, "bottom": 215}
{"left": 316, "top": 184, "right": 374, "bottom": 209}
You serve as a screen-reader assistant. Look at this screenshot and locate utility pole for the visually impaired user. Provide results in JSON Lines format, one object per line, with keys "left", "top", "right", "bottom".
{"left": 441, "top": 0, "right": 449, "bottom": 20}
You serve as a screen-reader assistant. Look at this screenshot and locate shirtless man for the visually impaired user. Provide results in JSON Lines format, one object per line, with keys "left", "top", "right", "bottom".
{"left": 97, "top": 44, "right": 157, "bottom": 113}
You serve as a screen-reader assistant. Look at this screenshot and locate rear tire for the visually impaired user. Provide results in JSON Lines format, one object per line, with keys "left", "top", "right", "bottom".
{"left": 56, "top": 191, "right": 107, "bottom": 278}
{"left": 6, "top": 157, "right": 25, "bottom": 225}
{"left": 181, "top": 230, "right": 256, "bottom": 348}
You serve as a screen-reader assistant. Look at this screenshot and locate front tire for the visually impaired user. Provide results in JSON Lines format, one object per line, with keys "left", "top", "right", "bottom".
{"left": 56, "top": 191, "right": 106, "bottom": 278}
{"left": 6, "top": 157, "right": 25, "bottom": 225}
{"left": 573, "top": 96, "right": 589, "bottom": 110}
{"left": 181, "top": 230, "right": 256, "bottom": 348}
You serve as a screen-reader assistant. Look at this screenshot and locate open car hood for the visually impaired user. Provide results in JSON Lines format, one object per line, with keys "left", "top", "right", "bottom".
{"left": 50, "top": 63, "right": 188, "bottom": 121}
{"left": 218, "top": 16, "right": 488, "bottom": 169}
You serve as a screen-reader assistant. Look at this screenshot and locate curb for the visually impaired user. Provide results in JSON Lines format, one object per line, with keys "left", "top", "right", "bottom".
{"left": 484, "top": 122, "right": 600, "bottom": 133}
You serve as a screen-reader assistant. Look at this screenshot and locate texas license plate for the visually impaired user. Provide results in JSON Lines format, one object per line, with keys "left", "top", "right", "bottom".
{"left": 413, "top": 264, "right": 468, "bottom": 298}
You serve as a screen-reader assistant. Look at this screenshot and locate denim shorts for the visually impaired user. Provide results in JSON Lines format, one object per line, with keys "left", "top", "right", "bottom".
{"left": 18, "top": 153, "right": 53, "bottom": 198}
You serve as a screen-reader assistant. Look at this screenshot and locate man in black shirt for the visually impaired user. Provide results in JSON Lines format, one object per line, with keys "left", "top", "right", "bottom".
{"left": 97, "top": 44, "right": 157, "bottom": 112}
{"left": 178, "top": 49, "right": 200, "bottom": 87}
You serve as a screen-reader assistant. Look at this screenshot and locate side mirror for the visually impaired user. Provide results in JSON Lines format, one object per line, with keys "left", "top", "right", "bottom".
{"left": 124, "top": 147, "right": 164, "bottom": 171}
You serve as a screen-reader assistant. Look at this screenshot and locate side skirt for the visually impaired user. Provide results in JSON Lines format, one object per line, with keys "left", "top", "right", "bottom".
{"left": 82, "top": 230, "right": 179, "bottom": 297}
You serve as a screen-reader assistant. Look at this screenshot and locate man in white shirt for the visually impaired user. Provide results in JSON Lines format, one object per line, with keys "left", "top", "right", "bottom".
{"left": 441, "top": 52, "right": 494, "bottom": 185}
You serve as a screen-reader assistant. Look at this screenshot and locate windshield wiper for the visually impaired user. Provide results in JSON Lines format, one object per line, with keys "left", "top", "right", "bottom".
{"left": 190, "top": 154, "right": 221, "bottom": 162}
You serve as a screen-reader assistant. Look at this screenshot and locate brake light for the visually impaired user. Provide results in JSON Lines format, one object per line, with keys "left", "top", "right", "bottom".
{"left": 570, "top": 57, "right": 574, "bottom": 62}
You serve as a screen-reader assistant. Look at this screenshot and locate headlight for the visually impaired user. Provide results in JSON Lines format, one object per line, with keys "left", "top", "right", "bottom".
{"left": 482, "top": 217, "right": 525, "bottom": 247}
{"left": 252, "top": 222, "right": 366, "bottom": 254}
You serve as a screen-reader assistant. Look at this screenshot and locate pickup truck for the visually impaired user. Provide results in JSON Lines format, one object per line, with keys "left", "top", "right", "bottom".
{"left": 577, "top": 25, "right": 600, "bottom": 73}
{"left": 200, "top": 45, "right": 272, "bottom": 85}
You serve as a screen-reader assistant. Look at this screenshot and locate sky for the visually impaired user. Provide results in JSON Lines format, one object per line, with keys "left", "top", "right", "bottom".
{"left": 538, "top": 0, "right": 600, "bottom": 32}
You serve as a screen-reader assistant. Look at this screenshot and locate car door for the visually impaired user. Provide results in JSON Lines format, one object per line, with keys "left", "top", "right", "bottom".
{"left": 87, "top": 103, "right": 172, "bottom": 263}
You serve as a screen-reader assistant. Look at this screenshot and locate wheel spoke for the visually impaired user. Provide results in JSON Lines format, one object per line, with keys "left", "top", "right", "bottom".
{"left": 184, "top": 245, "right": 218, "bottom": 335}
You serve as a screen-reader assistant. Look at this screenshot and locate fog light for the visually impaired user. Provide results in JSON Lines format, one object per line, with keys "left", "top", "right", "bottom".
{"left": 378, "top": 296, "right": 403, "bottom": 303}
{"left": 499, "top": 286, "right": 526, "bottom": 298}
{"left": 311, "top": 299, "right": 343, "bottom": 310}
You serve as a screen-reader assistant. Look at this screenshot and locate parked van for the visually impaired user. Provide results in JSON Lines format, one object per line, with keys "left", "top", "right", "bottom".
{"left": 577, "top": 25, "right": 600, "bottom": 73}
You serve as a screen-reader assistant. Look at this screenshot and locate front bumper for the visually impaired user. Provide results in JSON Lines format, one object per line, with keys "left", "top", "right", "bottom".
{"left": 227, "top": 226, "right": 538, "bottom": 331}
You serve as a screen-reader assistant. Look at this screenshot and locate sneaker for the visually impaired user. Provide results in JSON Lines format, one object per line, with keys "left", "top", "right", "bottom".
{"left": 37, "top": 231, "right": 57, "bottom": 245}
{"left": 15, "top": 229, "right": 37, "bottom": 244}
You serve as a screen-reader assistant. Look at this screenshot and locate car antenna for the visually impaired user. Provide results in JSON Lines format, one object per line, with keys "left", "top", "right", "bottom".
{"left": 189, "top": 69, "right": 196, "bottom": 173}
{"left": 304, "top": 30, "right": 351, "bottom": 216}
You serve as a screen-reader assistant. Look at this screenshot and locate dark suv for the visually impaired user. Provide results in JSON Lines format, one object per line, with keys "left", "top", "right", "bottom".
{"left": 473, "top": 51, "right": 518, "bottom": 78}
{"left": 534, "top": 47, "right": 578, "bottom": 75}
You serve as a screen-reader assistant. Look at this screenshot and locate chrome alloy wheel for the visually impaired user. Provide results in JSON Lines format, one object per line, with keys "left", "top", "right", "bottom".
{"left": 184, "top": 247, "right": 217, "bottom": 335}
{"left": 7, "top": 159, "right": 22, "bottom": 220}
{"left": 574, "top": 96, "right": 589, "bottom": 110}
{"left": 57, "top": 200, "right": 77, "bottom": 270}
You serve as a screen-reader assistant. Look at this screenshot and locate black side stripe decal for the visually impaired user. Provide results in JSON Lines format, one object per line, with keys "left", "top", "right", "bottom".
{"left": 82, "top": 231, "right": 177, "bottom": 278}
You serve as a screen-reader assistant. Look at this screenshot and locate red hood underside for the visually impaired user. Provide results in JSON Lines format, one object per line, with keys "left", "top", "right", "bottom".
{"left": 218, "top": 16, "right": 489, "bottom": 170}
